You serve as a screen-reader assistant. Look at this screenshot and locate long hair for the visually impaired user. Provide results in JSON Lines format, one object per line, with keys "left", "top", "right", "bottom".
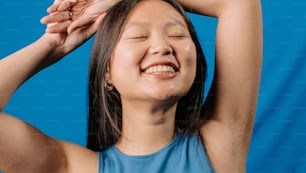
{"left": 87, "top": 0, "right": 207, "bottom": 151}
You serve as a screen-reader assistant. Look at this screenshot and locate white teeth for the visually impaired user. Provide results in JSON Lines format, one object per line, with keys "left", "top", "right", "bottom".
{"left": 144, "top": 65, "right": 175, "bottom": 74}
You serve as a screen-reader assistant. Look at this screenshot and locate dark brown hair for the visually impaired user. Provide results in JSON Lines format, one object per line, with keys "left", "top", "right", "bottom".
{"left": 87, "top": 0, "right": 207, "bottom": 151}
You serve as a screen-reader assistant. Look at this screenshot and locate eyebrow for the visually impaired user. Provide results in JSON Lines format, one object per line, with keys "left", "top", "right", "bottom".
{"left": 166, "top": 19, "right": 188, "bottom": 28}
{"left": 125, "top": 19, "right": 188, "bottom": 30}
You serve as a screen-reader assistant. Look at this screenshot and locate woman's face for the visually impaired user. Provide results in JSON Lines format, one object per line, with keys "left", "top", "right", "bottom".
{"left": 108, "top": 0, "right": 196, "bottom": 104}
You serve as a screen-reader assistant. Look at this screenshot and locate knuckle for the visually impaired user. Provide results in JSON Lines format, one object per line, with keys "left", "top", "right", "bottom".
{"left": 59, "top": 12, "right": 66, "bottom": 18}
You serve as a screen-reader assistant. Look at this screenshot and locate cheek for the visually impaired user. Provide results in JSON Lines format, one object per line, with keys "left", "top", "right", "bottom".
{"left": 178, "top": 41, "right": 197, "bottom": 70}
{"left": 112, "top": 42, "right": 146, "bottom": 65}
{"left": 109, "top": 43, "right": 144, "bottom": 87}
{"left": 179, "top": 42, "right": 197, "bottom": 90}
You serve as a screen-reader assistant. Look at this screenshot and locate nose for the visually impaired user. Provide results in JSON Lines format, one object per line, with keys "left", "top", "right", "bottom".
{"left": 148, "top": 36, "right": 173, "bottom": 55}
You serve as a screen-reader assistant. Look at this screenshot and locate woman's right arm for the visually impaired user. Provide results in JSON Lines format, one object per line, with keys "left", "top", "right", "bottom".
{"left": 0, "top": 1, "right": 110, "bottom": 172}
{"left": 0, "top": 35, "right": 63, "bottom": 111}
{"left": 0, "top": 5, "right": 108, "bottom": 110}
{"left": 0, "top": 29, "right": 97, "bottom": 173}
{"left": 1, "top": 0, "right": 118, "bottom": 111}
{"left": 0, "top": 30, "right": 78, "bottom": 171}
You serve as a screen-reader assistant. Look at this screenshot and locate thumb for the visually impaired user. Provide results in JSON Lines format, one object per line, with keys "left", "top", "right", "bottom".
{"left": 64, "top": 14, "right": 106, "bottom": 53}
{"left": 67, "top": 14, "right": 96, "bottom": 34}
{"left": 67, "top": 13, "right": 105, "bottom": 34}
{"left": 85, "top": 14, "right": 106, "bottom": 36}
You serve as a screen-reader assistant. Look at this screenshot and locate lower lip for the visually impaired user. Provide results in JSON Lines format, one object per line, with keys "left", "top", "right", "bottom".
{"left": 143, "top": 72, "right": 177, "bottom": 80}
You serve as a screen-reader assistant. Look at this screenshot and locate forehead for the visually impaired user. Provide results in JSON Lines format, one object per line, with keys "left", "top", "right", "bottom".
{"left": 125, "top": 0, "right": 186, "bottom": 27}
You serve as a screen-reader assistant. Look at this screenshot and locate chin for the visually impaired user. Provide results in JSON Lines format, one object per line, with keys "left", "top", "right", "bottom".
{"left": 147, "top": 89, "right": 187, "bottom": 103}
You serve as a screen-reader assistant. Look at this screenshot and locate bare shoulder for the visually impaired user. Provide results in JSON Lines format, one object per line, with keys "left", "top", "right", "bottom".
{"left": 57, "top": 140, "right": 98, "bottom": 173}
{"left": 0, "top": 112, "right": 97, "bottom": 173}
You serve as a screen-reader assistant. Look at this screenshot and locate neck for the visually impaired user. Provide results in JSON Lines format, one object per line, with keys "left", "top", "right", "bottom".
{"left": 115, "top": 99, "right": 178, "bottom": 156}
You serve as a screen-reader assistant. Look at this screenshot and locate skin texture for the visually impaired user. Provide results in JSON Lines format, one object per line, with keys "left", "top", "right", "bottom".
{"left": 0, "top": 0, "right": 262, "bottom": 172}
{"left": 108, "top": 1, "right": 197, "bottom": 155}
{"left": 109, "top": 1, "right": 196, "bottom": 111}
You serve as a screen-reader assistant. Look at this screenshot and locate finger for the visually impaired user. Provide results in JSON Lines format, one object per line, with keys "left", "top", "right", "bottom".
{"left": 47, "top": 0, "right": 62, "bottom": 13}
{"left": 85, "top": 14, "right": 106, "bottom": 38}
{"left": 67, "top": 15, "right": 97, "bottom": 34}
{"left": 45, "top": 20, "right": 72, "bottom": 33}
{"left": 57, "top": 0, "right": 78, "bottom": 11}
{"left": 41, "top": 11, "right": 72, "bottom": 24}
{"left": 89, "top": 14, "right": 106, "bottom": 34}
{"left": 73, "top": 14, "right": 106, "bottom": 40}
{"left": 64, "top": 15, "right": 105, "bottom": 53}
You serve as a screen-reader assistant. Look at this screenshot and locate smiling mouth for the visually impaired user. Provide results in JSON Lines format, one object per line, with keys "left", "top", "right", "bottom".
{"left": 143, "top": 65, "right": 177, "bottom": 74}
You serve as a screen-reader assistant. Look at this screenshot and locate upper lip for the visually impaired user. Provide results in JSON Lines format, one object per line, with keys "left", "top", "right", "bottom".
{"left": 141, "top": 61, "right": 180, "bottom": 72}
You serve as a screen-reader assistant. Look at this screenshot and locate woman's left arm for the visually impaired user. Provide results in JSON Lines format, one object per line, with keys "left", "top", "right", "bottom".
{"left": 180, "top": 0, "right": 263, "bottom": 172}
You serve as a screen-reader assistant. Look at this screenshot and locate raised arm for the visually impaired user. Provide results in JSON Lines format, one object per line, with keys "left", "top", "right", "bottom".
{"left": 0, "top": 1, "right": 109, "bottom": 172}
{"left": 0, "top": 15, "right": 103, "bottom": 111}
{"left": 179, "top": 0, "right": 263, "bottom": 172}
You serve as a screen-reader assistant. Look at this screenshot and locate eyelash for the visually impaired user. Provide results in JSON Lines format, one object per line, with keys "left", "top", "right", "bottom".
{"left": 169, "top": 35, "right": 186, "bottom": 37}
{"left": 128, "top": 34, "right": 187, "bottom": 40}
{"left": 168, "top": 35, "right": 187, "bottom": 39}
{"left": 134, "top": 36, "right": 148, "bottom": 39}
{"left": 129, "top": 36, "right": 148, "bottom": 40}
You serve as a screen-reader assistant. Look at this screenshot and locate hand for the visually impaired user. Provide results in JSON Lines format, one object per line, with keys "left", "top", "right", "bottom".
{"left": 41, "top": 0, "right": 121, "bottom": 33}
{"left": 40, "top": 0, "right": 119, "bottom": 57}
{"left": 41, "top": 14, "right": 104, "bottom": 58}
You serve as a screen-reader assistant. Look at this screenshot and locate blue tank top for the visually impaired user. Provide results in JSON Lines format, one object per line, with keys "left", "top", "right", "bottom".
{"left": 98, "top": 131, "right": 215, "bottom": 173}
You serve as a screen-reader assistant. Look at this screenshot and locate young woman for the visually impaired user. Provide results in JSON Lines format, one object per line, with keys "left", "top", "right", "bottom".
{"left": 0, "top": 0, "right": 262, "bottom": 172}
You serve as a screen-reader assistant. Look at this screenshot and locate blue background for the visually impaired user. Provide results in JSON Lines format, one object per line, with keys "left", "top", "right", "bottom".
{"left": 0, "top": 0, "right": 306, "bottom": 172}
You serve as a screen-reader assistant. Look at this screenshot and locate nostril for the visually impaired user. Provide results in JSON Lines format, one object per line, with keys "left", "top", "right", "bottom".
{"left": 165, "top": 50, "right": 173, "bottom": 56}
{"left": 149, "top": 43, "right": 173, "bottom": 55}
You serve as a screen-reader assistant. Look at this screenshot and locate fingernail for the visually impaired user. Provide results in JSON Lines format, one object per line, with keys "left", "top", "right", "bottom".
{"left": 40, "top": 18, "right": 46, "bottom": 24}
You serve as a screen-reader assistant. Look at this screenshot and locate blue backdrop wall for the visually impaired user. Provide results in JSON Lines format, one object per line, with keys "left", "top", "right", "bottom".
{"left": 0, "top": 0, "right": 305, "bottom": 172}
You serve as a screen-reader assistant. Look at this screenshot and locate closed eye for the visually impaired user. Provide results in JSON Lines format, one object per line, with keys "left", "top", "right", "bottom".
{"left": 169, "top": 35, "right": 186, "bottom": 37}
{"left": 168, "top": 35, "right": 188, "bottom": 39}
{"left": 128, "top": 36, "right": 148, "bottom": 40}
{"left": 133, "top": 36, "right": 148, "bottom": 39}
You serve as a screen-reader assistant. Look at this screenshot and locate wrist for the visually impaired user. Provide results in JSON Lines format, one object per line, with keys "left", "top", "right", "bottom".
{"left": 36, "top": 34, "right": 65, "bottom": 67}
{"left": 40, "top": 34, "right": 61, "bottom": 51}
